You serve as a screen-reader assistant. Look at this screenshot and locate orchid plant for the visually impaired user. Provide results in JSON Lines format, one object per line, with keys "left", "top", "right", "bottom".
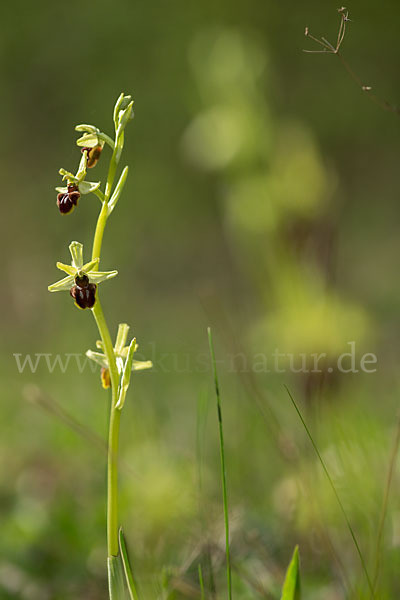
{"left": 48, "top": 93, "right": 151, "bottom": 599}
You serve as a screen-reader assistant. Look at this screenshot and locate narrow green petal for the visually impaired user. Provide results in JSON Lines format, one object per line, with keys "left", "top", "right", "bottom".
{"left": 88, "top": 270, "right": 118, "bottom": 284}
{"left": 59, "top": 168, "right": 77, "bottom": 182}
{"left": 131, "top": 360, "right": 153, "bottom": 371}
{"left": 115, "top": 338, "right": 137, "bottom": 410}
{"left": 48, "top": 274, "right": 74, "bottom": 292}
{"left": 81, "top": 258, "right": 99, "bottom": 273}
{"left": 86, "top": 350, "right": 108, "bottom": 369}
{"left": 56, "top": 262, "right": 77, "bottom": 276}
{"left": 55, "top": 186, "right": 68, "bottom": 193}
{"left": 115, "top": 323, "right": 130, "bottom": 355}
{"left": 69, "top": 241, "right": 84, "bottom": 269}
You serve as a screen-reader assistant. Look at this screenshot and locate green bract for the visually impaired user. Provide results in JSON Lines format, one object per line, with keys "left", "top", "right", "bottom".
{"left": 48, "top": 241, "right": 118, "bottom": 293}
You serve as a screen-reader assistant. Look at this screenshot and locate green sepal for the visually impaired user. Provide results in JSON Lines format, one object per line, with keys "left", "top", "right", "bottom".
{"left": 88, "top": 269, "right": 118, "bottom": 284}
{"left": 48, "top": 274, "right": 74, "bottom": 292}
{"left": 131, "top": 360, "right": 153, "bottom": 371}
{"left": 115, "top": 323, "right": 130, "bottom": 355}
{"left": 108, "top": 166, "right": 129, "bottom": 215}
{"left": 280, "top": 546, "right": 301, "bottom": 600}
{"left": 56, "top": 181, "right": 101, "bottom": 196}
{"left": 75, "top": 123, "right": 100, "bottom": 134}
{"left": 69, "top": 241, "right": 84, "bottom": 269}
{"left": 79, "top": 180, "right": 101, "bottom": 195}
{"left": 85, "top": 350, "right": 108, "bottom": 369}
{"left": 76, "top": 132, "right": 100, "bottom": 148}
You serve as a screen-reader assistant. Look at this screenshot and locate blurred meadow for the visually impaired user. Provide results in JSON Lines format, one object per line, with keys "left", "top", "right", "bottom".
{"left": 1, "top": 0, "right": 400, "bottom": 598}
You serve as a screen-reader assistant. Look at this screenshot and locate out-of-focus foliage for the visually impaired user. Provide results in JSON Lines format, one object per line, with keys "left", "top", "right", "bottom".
{"left": 1, "top": 0, "right": 400, "bottom": 598}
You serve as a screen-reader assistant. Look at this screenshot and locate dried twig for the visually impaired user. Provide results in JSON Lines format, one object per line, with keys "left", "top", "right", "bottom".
{"left": 304, "top": 7, "right": 400, "bottom": 116}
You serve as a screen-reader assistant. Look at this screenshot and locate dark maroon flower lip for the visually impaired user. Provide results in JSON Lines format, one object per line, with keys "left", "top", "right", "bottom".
{"left": 57, "top": 192, "right": 74, "bottom": 214}
{"left": 70, "top": 273, "right": 97, "bottom": 309}
{"left": 56, "top": 184, "right": 81, "bottom": 214}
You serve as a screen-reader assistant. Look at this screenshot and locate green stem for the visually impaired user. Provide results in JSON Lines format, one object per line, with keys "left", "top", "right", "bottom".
{"left": 107, "top": 401, "right": 121, "bottom": 556}
{"left": 92, "top": 299, "right": 120, "bottom": 557}
{"left": 91, "top": 201, "right": 109, "bottom": 262}
{"left": 90, "top": 141, "right": 124, "bottom": 558}
{"left": 98, "top": 131, "right": 116, "bottom": 150}
{"left": 105, "top": 131, "right": 123, "bottom": 200}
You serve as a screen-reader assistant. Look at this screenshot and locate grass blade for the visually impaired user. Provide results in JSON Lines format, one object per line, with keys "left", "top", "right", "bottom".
{"left": 280, "top": 546, "right": 300, "bottom": 600}
{"left": 285, "top": 385, "right": 375, "bottom": 599}
{"left": 119, "top": 528, "right": 139, "bottom": 600}
{"left": 372, "top": 414, "right": 400, "bottom": 592}
{"left": 208, "top": 327, "right": 232, "bottom": 600}
{"left": 108, "top": 554, "right": 128, "bottom": 600}
{"left": 198, "top": 564, "right": 205, "bottom": 600}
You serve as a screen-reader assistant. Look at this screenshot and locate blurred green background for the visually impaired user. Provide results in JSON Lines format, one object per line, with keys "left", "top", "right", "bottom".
{"left": 1, "top": 0, "right": 400, "bottom": 598}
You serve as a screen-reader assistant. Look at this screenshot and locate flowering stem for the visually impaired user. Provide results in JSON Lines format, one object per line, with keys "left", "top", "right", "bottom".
{"left": 105, "top": 131, "right": 123, "bottom": 201}
{"left": 92, "top": 299, "right": 120, "bottom": 557}
{"left": 90, "top": 136, "right": 125, "bottom": 558}
{"left": 92, "top": 201, "right": 109, "bottom": 262}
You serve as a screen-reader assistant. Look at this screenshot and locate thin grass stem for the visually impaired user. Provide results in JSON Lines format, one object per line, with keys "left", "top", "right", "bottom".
{"left": 285, "top": 385, "right": 376, "bottom": 599}
{"left": 372, "top": 414, "right": 400, "bottom": 592}
{"left": 208, "top": 327, "right": 232, "bottom": 600}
